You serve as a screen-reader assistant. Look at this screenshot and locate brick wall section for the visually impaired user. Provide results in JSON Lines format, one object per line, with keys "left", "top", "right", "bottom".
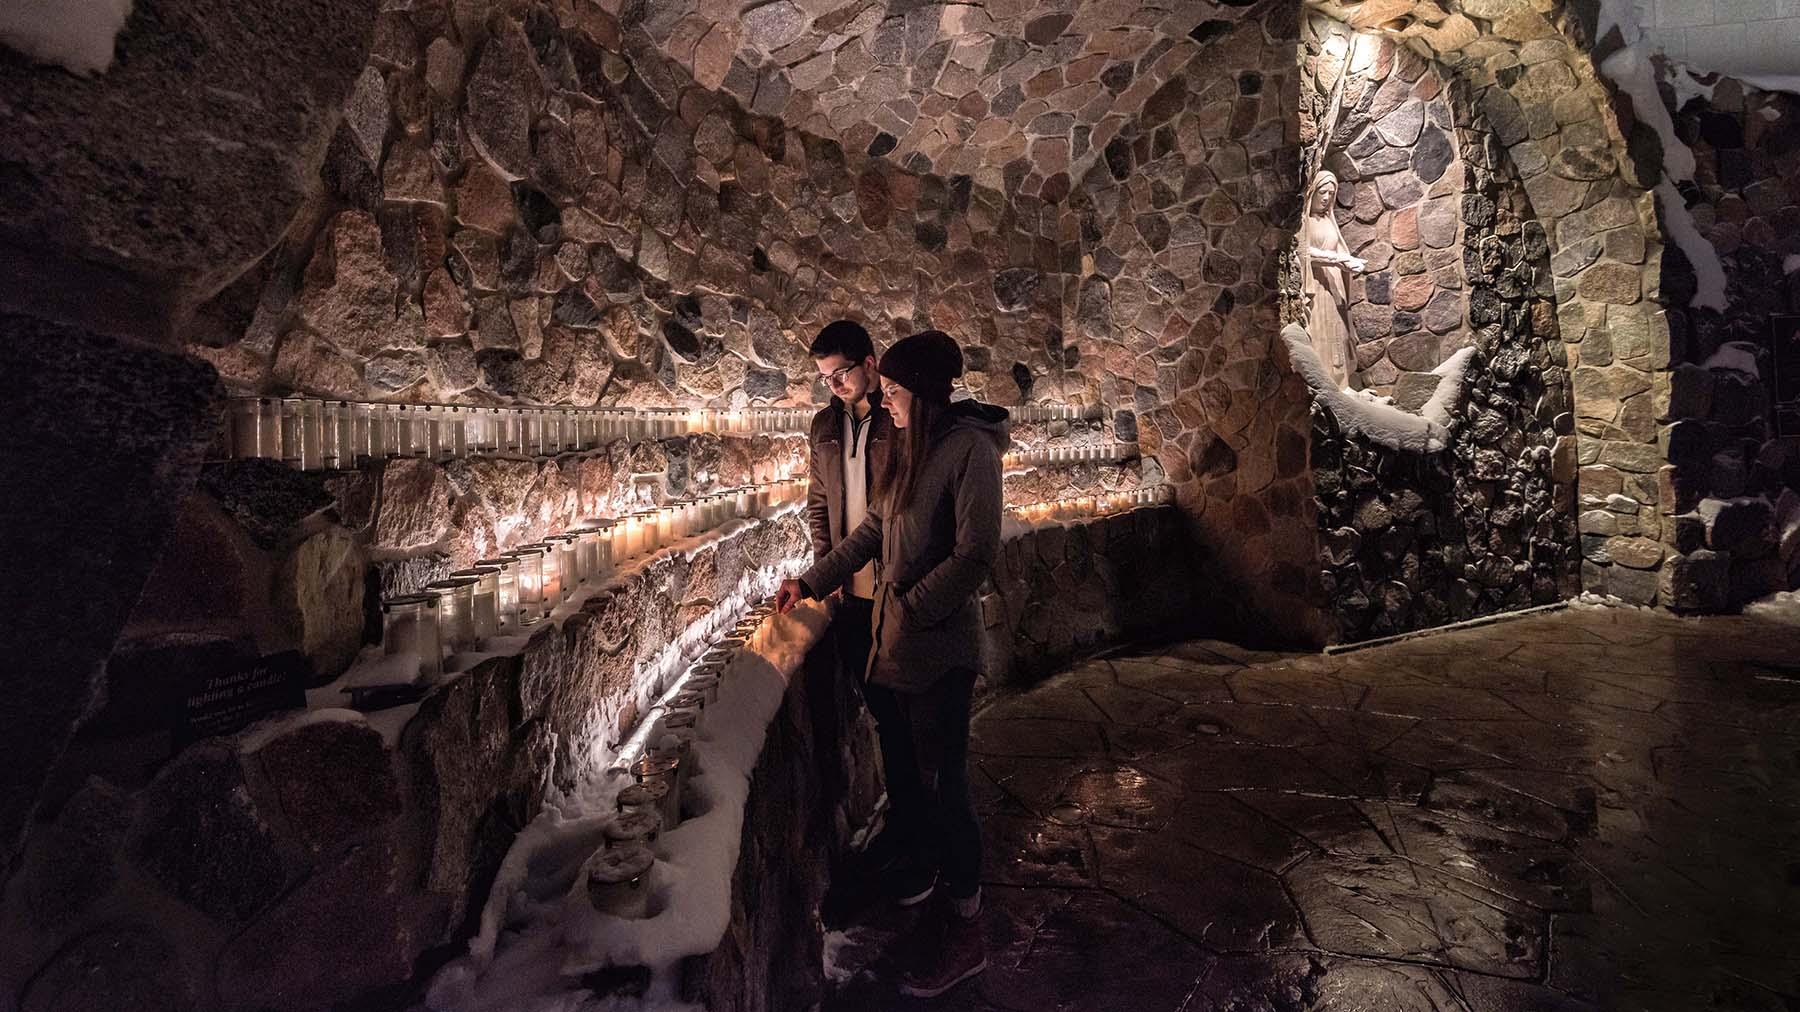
{"left": 1641, "top": 0, "right": 1800, "bottom": 77}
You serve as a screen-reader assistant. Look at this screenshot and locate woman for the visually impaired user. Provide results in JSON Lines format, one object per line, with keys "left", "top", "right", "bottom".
{"left": 1300, "top": 169, "right": 1368, "bottom": 390}
{"left": 776, "top": 329, "right": 1007, "bottom": 999}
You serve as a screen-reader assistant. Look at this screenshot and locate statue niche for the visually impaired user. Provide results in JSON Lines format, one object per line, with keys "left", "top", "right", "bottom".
{"left": 1298, "top": 170, "right": 1367, "bottom": 391}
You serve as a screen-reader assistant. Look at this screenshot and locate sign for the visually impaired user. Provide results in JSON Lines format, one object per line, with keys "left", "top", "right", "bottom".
{"left": 175, "top": 650, "right": 308, "bottom": 747}
{"left": 1775, "top": 315, "right": 1800, "bottom": 438}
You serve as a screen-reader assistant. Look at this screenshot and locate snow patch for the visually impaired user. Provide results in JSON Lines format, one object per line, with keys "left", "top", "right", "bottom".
{"left": 1280, "top": 324, "right": 1472, "bottom": 453}
{"left": 1743, "top": 590, "right": 1800, "bottom": 624}
{"left": 237, "top": 707, "right": 368, "bottom": 754}
{"left": 1654, "top": 180, "right": 1730, "bottom": 313}
{"left": 1784, "top": 255, "right": 1800, "bottom": 276}
{"left": 1734, "top": 74, "right": 1800, "bottom": 99}
{"left": 0, "top": 0, "right": 132, "bottom": 75}
{"left": 426, "top": 599, "right": 834, "bottom": 1012}
{"left": 1702, "top": 341, "right": 1760, "bottom": 379}
{"left": 1594, "top": 1, "right": 1729, "bottom": 312}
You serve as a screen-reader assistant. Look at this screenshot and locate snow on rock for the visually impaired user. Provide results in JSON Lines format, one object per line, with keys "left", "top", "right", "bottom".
{"left": 237, "top": 706, "right": 369, "bottom": 754}
{"left": 426, "top": 599, "right": 834, "bottom": 1012}
{"left": 1744, "top": 589, "right": 1800, "bottom": 624}
{"left": 1702, "top": 341, "right": 1761, "bottom": 379}
{"left": 1280, "top": 324, "right": 1471, "bottom": 453}
{"left": 1595, "top": 0, "right": 1729, "bottom": 312}
{"left": 1737, "top": 75, "right": 1800, "bottom": 99}
{"left": 0, "top": 0, "right": 132, "bottom": 75}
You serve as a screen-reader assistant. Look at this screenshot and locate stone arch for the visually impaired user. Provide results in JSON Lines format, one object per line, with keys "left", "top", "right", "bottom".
{"left": 1303, "top": 0, "right": 1680, "bottom": 604}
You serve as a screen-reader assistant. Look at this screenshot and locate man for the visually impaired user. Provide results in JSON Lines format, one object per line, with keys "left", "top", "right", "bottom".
{"left": 806, "top": 320, "right": 932, "bottom": 906}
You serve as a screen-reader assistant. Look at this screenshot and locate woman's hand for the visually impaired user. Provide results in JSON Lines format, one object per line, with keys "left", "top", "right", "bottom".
{"left": 775, "top": 578, "right": 807, "bottom": 614}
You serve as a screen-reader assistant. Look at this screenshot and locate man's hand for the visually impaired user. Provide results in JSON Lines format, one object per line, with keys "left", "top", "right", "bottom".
{"left": 776, "top": 578, "right": 807, "bottom": 614}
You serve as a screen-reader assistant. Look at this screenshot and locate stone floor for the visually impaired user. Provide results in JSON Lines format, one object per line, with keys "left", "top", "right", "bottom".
{"left": 821, "top": 601, "right": 1800, "bottom": 1011}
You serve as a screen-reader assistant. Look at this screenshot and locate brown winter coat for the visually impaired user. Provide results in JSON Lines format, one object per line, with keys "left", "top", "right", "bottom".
{"left": 801, "top": 400, "right": 1010, "bottom": 692}
{"left": 805, "top": 393, "right": 894, "bottom": 563}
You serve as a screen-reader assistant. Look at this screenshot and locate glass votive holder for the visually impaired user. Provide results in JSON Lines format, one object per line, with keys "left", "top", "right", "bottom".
{"left": 452, "top": 567, "right": 500, "bottom": 642}
{"left": 571, "top": 527, "right": 600, "bottom": 580}
{"left": 531, "top": 541, "right": 564, "bottom": 602}
{"left": 545, "top": 533, "right": 581, "bottom": 590}
{"left": 228, "top": 399, "right": 267, "bottom": 458}
{"left": 279, "top": 397, "right": 307, "bottom": 466}
{"left": 505, "top": 546, "right": 546, "bottom": 623}
{"left": 606, "top": 807, "right": 662, "bottom": 847}
{"left": 655, "top": 506, "right": 675, "bottom": 545}
{"left": 301, "top": 398, "right": 324, "bottom": 469}
{"left": 382, "top": 591, "right": 443, "bottom": 684}
{"left": 473, "top": 557, "right": 519, "bottom": 630}
{"left": 583, "top": 843, "right": 654, "bottom": 919}
{"left": 630, "top": 754, "right": 682, "bottom": 826}
{"left": 423, "top": 575, "right": 479, "bottom": 652}
{"left": 683, "top": 674, "right": 720, "bottom": 706}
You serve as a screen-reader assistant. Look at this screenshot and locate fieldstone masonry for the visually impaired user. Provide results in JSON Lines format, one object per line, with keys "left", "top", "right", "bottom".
{"left": 1655, "top": 76, "right": 1800, "bottom": 608}
{"left": 1295, "top": 17, "right": 1579, "bottom": 640}
{"left": 4, "top": 0, "right": 1797, "bottom": 1006}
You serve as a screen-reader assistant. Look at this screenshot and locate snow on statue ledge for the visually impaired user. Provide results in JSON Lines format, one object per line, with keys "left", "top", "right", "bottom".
{"left": 1280, "top": 323, "right": 1475, "bottom": 454}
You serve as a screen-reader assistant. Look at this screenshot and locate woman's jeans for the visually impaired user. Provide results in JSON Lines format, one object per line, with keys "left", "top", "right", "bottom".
{"left": 862, "top": 669, "right": 982, "bottom": 899}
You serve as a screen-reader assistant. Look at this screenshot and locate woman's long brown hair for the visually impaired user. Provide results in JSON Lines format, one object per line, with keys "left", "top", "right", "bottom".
{"left": 882, "top": 396, "right": 945, "bottom": 514}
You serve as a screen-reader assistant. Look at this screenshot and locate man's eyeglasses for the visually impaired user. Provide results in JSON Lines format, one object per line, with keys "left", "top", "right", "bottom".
{"left": 821, "top": 363, "right": 861, "bottom": 385}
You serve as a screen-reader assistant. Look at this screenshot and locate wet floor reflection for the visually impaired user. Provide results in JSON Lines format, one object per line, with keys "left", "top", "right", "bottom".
{"left": 823, "top": 602, "right": 1800, "bottom": 1011}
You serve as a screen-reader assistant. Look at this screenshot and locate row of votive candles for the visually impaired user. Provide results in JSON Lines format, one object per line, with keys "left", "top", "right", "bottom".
{"left": 376, "top": 482, "right": 806, "bottom": 683}
{"left": 1003, "top": 442, "right": 1137, "bottom": 469}
{"left": 1006, "top": 485, "right": 1174, "bottom": 523}
{"left": 226, "top": 397, "right": 811, "bottom": 470}
{"left": 1010, "top": 403, "right": 1108, "bottom": 423}
{"left": 584, "top": 602, "right": 776, "bottom": 919}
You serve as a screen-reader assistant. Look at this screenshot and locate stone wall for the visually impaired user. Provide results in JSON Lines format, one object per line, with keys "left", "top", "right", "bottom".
{"left": 984, "top": 505, "right": 1201, "bottom": 685}
{"left": 1656, "top": 74, "right": 1800, "bottom": 609}
{"left": 2, "top": 506, "right": 816, "bottom": 1012}
{"left": 3, "top": 496, "right": 1193, "bottom": 1011}
{"left": 186, "top": 1, "right": 1069, "bottom": 411}
{"left": 1069, "top": 7, "right": 1322, "bottom": 644}
{"left": 1293, "top": 16, "right": 1578, "bottom": 642}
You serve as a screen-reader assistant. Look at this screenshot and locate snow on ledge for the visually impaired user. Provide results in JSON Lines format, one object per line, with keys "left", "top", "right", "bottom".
{"left": 0, "top": 0, "right": 132, "bottom": 75}
{"left": 1595, "top": 0, "right": 1729, "bottom": 312}
{"left": 1280, "top": 324, "right": 1473, "bottom": 453}
{"left": 425, "top": 599, "right": 834, "bottom": 1011}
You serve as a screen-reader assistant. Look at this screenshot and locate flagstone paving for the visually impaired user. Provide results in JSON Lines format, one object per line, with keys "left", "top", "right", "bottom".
{"left": 822, "top": 601, "right": 1800, "bottom": 1011}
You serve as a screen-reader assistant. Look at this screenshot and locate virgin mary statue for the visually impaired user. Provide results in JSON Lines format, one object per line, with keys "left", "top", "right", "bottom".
{"left": 1299, "top": 170, "right": 1368, "bottom": 390}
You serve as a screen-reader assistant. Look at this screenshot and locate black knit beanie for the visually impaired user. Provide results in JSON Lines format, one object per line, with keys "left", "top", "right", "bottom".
{"left": 878, "top": 329, "right": 963, "bottom": 404}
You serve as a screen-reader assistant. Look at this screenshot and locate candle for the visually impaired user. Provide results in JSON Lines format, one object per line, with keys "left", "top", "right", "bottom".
{"left": 583, "top": 843, "right": 654, "bottom": 919}
{"left": 280, "top": 398, "right": 306, "bottom": 466}
{"left": 631, "top": 753, "right": 682, "bottom": 826}
{"left": 505, "top": 546, "right": 545, "bottom": 623}
{"left": 452, "top": 567, "right": 500, "bottom": 641}
{"left": 532, "top": 541, "right": 564, "bottom": 601}
{"left": 319, "top": 401, "right": 341, "bottom": 469}
{"left": 423, "top": 576, "right": 478, "bottom": 652}
{"left": 474, "top": 557, "right": 519, "bottom": 629}
{"left": 381, "top": 591, "right": 443, "bottom": 683}
{"left": 545, "top": 533, "right": 580, "bottom": 590}
{"left": 655, "top": 506, "right": 675, "bottom": 545}
{"left": 228, "top": 399, "right": 265, "bottom": 458}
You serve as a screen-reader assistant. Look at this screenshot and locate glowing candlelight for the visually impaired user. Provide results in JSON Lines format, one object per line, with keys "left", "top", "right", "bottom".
{"left": 505, "top": 546, "right": 545, "bottom": 623}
